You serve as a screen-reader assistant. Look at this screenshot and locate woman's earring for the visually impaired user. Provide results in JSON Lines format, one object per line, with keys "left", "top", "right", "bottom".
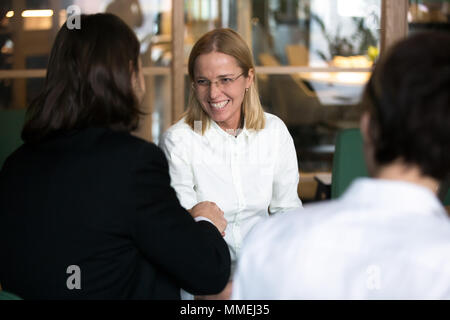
{"left": 245, "top": 88, "right": 249, "bottom": 93}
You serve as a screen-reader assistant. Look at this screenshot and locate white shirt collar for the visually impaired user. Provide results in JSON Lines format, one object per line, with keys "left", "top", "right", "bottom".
{"left": 206, "top": 119, "right": 252, "bottom": 140}
{"left": 341, "top": 177, "right": 446, "bottom": 219}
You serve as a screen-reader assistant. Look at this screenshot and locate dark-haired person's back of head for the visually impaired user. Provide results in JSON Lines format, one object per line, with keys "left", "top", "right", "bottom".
{"left": 232, "top": 32, "right": 450, "bottom": 299}
{"left": 21, "top": 13, "right": 143, "bottom": 144}
{"left": 0, "top": 13, "right": 230, "bottom": 300}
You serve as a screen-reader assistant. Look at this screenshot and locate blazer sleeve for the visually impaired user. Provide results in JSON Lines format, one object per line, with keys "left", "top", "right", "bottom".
{"left": 130, "top": 142, "right": 230, "bottom": 295}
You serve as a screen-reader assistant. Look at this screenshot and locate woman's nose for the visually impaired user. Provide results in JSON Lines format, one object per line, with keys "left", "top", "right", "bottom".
{"left": 208, "top": 81, "right": 222, "bottom": 99}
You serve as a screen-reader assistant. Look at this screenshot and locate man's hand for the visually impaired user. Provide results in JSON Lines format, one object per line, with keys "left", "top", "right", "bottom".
{"left": 189, "top": 201, "right": 226, "bottom": 236}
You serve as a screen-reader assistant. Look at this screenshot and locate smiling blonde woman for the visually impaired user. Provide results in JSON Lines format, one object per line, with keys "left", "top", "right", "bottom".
{"left": 159, "top": 28, "right": 303, "bottom": 299}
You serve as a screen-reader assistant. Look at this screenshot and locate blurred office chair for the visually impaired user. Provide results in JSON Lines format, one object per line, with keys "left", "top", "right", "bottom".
{"left": 331, "top": 128, "right": 450, "bottom": 206}
{"left": 0, "top": 290, "right": 22, "bottom": 300}
{"left": 0, "top": 108, "right": 26, "bottom": 169}
{"left": 439, "top": 180, "right": 450, "bottom": 206}
{"left": 331, "top": 128, "right": 368, "bottom": 199}
{"left": 444, "top": 191, "right": 450, "bottom": 206}
{"left": 285, "top": 44, "right": 309, "bottom": 66}
{"left": 258, "top": 53, "right": 320, "bottom": 124}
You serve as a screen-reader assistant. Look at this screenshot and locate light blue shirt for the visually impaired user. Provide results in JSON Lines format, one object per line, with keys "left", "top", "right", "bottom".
{"left": 233, "top": 178, "right": 450, "bottom": 299}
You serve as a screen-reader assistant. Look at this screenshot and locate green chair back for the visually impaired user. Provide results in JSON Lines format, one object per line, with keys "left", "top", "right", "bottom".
{"left": 331, "top": 128, "right": 450, "bottom": 206}
{"left": 0, "top": 290, "right": 22, "bottom": 300}
{"left": 331, "top": 128, "right": 369, "bottom": 199}
{"left": 444, "top": 191, "right": 450, "bottom": 206}
{"left": 0, "top": 108, "right": 27, "bottom": 169}
{"left": 440, "top": 180, "right": 450, "bottom": 206}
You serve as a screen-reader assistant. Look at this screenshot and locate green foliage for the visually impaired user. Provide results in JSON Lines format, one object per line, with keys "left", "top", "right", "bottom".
{"left": 312, "top": 13, "right": 379, "bottom": 62}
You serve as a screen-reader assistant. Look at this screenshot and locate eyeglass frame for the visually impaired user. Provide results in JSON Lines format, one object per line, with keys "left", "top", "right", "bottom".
{"left": 192, "top": 72, "right": 247, "bottom": 91}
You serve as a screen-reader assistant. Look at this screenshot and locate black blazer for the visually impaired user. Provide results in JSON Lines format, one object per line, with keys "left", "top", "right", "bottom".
{"left": 0, "top": 128, "right": 230, "bottom": 299}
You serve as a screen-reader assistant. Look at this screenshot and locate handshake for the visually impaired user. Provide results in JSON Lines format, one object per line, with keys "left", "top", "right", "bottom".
{"left": 188, "top": 202, "right": 227, "bottom": 237}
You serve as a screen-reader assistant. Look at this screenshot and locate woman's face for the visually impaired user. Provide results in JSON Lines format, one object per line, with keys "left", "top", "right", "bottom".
{"left": 193, "top": 51, "right": 253, "bottom": 131}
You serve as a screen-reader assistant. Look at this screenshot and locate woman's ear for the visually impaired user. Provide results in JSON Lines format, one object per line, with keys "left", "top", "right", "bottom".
{"left": 246, "top": 68, "right": 254, "bottom": 89}
{"left": 360, "top": 111, "right": 378, "bottom": 177}
{"left": 131, "top": 59, "right": 146, "bottom": 103}
{"left": 360, "top": 111, "right": 371, "bottom": 145}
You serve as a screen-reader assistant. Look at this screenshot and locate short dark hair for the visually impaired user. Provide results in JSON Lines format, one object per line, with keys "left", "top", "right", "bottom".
{"left": 362, "top": 32, "right": 450, "bottom": 181}
{"left": 22, "top": 13, "right": 142, "bottom": 143}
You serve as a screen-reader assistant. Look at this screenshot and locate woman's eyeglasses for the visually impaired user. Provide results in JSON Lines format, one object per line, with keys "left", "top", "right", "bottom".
{"left": 193, "top": 72, "right": 245, "bottom": 91}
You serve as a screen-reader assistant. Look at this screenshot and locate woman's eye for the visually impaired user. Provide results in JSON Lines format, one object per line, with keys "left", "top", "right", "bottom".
{"left": 220, "top": 78, "right": 232, "bottom": 84}
{"left": 197, "top": 79, "right": 208, "bottom": 86}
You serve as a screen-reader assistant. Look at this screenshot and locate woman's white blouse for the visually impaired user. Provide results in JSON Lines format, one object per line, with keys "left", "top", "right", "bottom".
{"left": 159, "top": 112, "right": 302, "bottom": 265}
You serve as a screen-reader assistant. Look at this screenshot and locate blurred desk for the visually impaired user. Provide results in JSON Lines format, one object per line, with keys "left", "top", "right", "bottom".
{"left": 295, "top": 71, "right": 370, "bottom": 106}
{"left": 299, "top": 172, "right": 331, "bottom": 202}
{"left": 294, "top": 55, "right": 372, "bottom": 106}
{"left": 299, "top": 70, "right": 371, "bottom": 86}
{"left": 321, "top": 120, "right": 360, "bottom": 130}
{"left": 314, "top": 173, "right": 332, "bottom": 201}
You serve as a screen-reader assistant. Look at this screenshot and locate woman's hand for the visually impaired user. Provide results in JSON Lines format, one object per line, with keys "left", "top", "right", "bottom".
{"left": 189, "top": 201, "right": 226, "bottom": 236}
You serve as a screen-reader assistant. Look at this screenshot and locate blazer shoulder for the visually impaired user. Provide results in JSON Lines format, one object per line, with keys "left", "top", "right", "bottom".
{"left": 97, "top": 129, "right": 161, "bottom": 155}
{"left": 81, "top": 128, "right": 167, "bottom": 170}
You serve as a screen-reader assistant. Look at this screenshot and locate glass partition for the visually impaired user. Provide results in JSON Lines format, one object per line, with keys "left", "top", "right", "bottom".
{"left": 0, "top": 0, "right": 389, "bottom": 200}
{"left": 184, "top": 0, "right": 381, "bottom": 186}
{"left": 184, "top": 0, "right": 380, "bottom": 67}
{"left": 408, "top": 0, "right": 450, "bottom": 33}
{"left": 0, "top": 0, "right": 171, "bottom": 142}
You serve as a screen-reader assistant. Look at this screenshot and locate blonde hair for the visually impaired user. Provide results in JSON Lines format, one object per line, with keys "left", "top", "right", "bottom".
{"left": 184, "top": 28, "right": 265, "bottom": 134}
